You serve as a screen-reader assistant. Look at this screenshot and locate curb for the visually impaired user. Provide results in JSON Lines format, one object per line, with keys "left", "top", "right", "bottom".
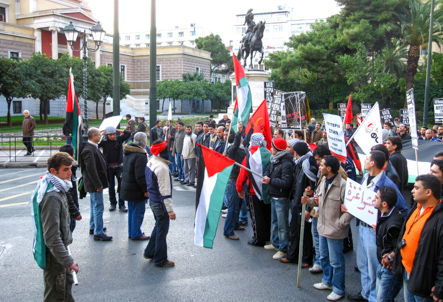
{"left": 0, "top": 162, "right": 47, "bottom": 169}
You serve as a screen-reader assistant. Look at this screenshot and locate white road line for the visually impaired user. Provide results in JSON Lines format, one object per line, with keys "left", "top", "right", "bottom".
{"left": 0, "top": 172, "right": 44, "bottom": 185}
{"left": 33, "top": 150, "right": 46, "bottom": 163}
{"left": 0, "top": 191, "right": 32, "bottom": 202}
{"left": 0, "top": 170, "right": 27, "bottom": 178}
{"left": 0, "top": 180, "right": 38, "bottom": 192}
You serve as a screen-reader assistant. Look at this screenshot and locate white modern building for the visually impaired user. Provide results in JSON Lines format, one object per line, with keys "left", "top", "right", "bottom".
{"left": 120, "top": 24, "right": 211, "bottom": 48}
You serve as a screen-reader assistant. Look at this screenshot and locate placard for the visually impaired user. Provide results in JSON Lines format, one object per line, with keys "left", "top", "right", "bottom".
{"left": 406, "top": 88, "right": 418, "bottom": 150}
{"left": 434, "top": 99, "right": 443, "bottom": 124}
{"left": 323, "top": 113, "right": 347, "bottom": 162}
{"left": 264, "top": 81, "right": 274, "bottom": 115}
{"left": 361, "top": 103, "right": 372, "bottom": 118}
{"left": 380, "top": 108, "right": 393, "bottom": 124}
{"left": 337, "top": 103, "right": 346, "bottom": 118}
{"left": 281, "top": 91, "right": 308, "bottom": 130}
{"left": 344, "top": 179, "right": 377, "bottom": 226}
{"left": 269, "top": 90, "right": 281, "bottom": 127}
{"left": 400, "top": 108, "right": 409, "bottom": 125}
{"left": 98, "top": 115, "right": 123, "bottom": 131}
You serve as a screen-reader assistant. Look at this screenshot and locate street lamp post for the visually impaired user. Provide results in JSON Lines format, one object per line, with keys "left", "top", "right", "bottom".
{"left": 63, "top": 21, "right": 105, "bottom": 132}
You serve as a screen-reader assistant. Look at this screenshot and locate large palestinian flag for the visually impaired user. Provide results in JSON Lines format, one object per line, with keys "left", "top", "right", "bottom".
{"left": 231, "top": 53, "right": 252, "bottom": 133}
{"left": 248, "top": 145, "right": 271, "bottom": 204}
{"left": 194, "top": 145, "right": 235, "bottom": 248}
{"left": 62, "top": 69, "right": 82, "bottom": 160}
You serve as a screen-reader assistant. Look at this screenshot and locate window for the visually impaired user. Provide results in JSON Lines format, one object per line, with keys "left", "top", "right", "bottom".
{"left": 146, "top": 44, "right": 150, "bottom": 47}
{"left": 107, "top": 63, "right": 112, "bottom": 67}
{"left": 120, "top": 65, "right": 126, "bottom": 80}
{"left": 279, "top": 25, "right": 283, "bottom": 32}
{"left": 242, "top": 27, "right": 246, "bottom": 34}
{"left": 195, "top": 66, "right": 201, "bottom": 74}
{"left": 190, "top": 31, "right": 196, "bottom": 36}
{"left": 135, "top": 44, "right": 140, "bottom": 47}
{"left": 236, "top": 27, "right": 241, "bottom": 35}
{"left": 178, "top": 32, "right": 184, "bottom": 37}
{"left": 125, "top": 35, "right": 130, "bottom": 40}
{"left": 157, "top": 33, "right": 162, "bottom": 38}
{"left": 13, "top": 101, "right": 22, "bottom": 114}
{"left": 273, "top": 25, "right": 278, "bottom": 32}
{"left": 135, "top": 35, "right": 140, "bottom": 40}
{"left": 156, "top": 65, "right": 161, "bottom": 81}
{"left": 167, "top": 32, "right": 172, "bottom": 38}
{"left": 9, "top": 51, "right": 20, "bottom": 60}
{"left": 0, "top": 7, "right": 6, "bottom": 22}
{"left": 190, "top": 41, "right": 195, "bottom": 46}
{"left": 167, "top": 42, "right": 172, "bottom": 46}
{"left": 145, "top": 34, "right": 150, "bottom": 39}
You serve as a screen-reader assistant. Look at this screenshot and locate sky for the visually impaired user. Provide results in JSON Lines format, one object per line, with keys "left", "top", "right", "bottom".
{"left": 87, "top": 0, "right": 342, "bottom": 44}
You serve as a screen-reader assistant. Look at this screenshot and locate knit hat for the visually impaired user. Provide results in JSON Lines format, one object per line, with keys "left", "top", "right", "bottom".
{"left": 105, "top": 126, "right": 116, "bottom": 135}
{"left": 293, "top": 141, "right": 309, "bottom": 156}
{"left": 272, "top": 138, "right": 287, "bottom": 151}
{"left": 150, "top": 140, "right": 168, "bottom": 156}
{"left": 288, "top": 138, "right": 301, "bottom": 148}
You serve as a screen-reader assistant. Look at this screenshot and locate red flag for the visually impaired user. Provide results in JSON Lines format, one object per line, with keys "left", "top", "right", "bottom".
{"left": 245, "top": 100, "right": 272, "bottom": 151}
{"left": 344, "top": 94, "right": 353, "bottom": 124}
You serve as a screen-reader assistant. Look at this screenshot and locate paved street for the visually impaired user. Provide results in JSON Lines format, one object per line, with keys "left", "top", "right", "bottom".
{"left": 0, "top": 167, "right": 402, "bottom": 302}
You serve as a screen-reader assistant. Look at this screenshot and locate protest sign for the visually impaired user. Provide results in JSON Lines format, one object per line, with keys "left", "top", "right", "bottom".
{"left": 434, "top": 99, "right": 443, "bottom": 124}
{"left": 323, "top": 113, "right": 347, "bottom": 162}
{"left": 99, "top": 115, "right": 123, "bottom": 131}
{"left": 344, "top": 179, "right": 377, "bottom": 226}
{"left": 264, "top": 81, "right": 274, "bottom": 115}
{"left": 400, "top": 108, "right": 409, "bottom": 124}
{"left": 361, "top": 103, "right": 372, "bottom": 118}
{"left": 380, "top": 108, "right": 393, "bottom": 123}
{"left": 406, "top": 89, "right": 418, "bottom": 150}
{"left": 269, "top": 90, "right": 281, "bottom": 127}
{"left": 337, "top": 103, "right": 346, "bottom": 118}
{"left": 281, "top": 92, "right": 309, "bottom": 130}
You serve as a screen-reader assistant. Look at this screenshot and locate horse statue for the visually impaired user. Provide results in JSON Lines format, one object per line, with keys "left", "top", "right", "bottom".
{"left": 237, "top": 21, "right": 266, "bottom": 69}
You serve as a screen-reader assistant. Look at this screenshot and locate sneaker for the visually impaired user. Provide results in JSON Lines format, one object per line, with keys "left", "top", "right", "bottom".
{"left": 225, "top": 234, "right": 239, "bottom": 240}
{"left": 314, "top": 282, "right": 333, "bottom": 290}
{"left": 222, "top": 213, "right": 227, "bottom": 218}
{"left": 264, "top": 244, "right": 278, "bottom": 251}
{"left": 279, "top": 257, "right": 294, "bottom": 264}
{"left": 309, "top": 263, "right": 323, "bottom": 273}
{"left": 272, "top": 251, "right": 286, "bottom": 260}
{"left": 221, "top": 209, "right": 228, "bottom": 214}
{"left": 327, "top": 292, "right": 344, "bottom": 301}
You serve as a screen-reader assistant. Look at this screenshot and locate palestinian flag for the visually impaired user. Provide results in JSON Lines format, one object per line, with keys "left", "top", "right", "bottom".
{"left": 248, "top": 145, "right": 271, "bottom": 204}
{"left": 62, "top": 68, "right": 82, "bottom": 160}
{"left": 232, "top": 53, "right": 252, "bottom": 133}
{"left": 194, "top": 145, "right": 235, "bottom": 248}
{"left": 245, "top": 99, "right": 272, "bottom": 151}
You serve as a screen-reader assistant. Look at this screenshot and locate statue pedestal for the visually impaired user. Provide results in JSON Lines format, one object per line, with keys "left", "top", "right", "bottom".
{"left": 219, "top": 70, "right": 271, "bottom": 120}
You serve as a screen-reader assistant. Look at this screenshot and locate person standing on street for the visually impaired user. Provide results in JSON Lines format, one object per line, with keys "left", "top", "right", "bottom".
{"left": 150, "top": 120, "right": 164, "bottom": 146}
{"left": 23, "top": 110, "right": 36, "bottom": 156}
{"left": 98, "top": 126, "right": 131, "bottom": 212}
{"left": 144, "top": 139, "right": 176, "bottom": 267}
{"left": 38, "top": 152, "right": 79, "bottom": 301}
{"left": 172, "top": 121, "right": 185, "bottom": 182}
{"left": 125, "top": 114, "right": 136, "bottom": 144}
{"left": 121, "top": 132, "right": 150, "bottom": 241}
{"left": 80, "top": 127, "right": 112, "bottom": 241}
{"left": 181, "top": 125, "right": 197, "bottom": 186}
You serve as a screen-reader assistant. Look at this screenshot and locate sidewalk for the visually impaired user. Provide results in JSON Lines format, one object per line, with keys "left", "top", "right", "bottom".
{"left": 0, "top": 146, "right": 53, "bottom": 168}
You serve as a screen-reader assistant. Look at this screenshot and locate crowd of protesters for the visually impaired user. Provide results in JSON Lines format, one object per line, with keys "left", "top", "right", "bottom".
{"left": 34, "top": 111, "right": 443, "bottom": 302}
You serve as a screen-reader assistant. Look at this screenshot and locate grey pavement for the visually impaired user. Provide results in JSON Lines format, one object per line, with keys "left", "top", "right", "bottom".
{"left": 0, "top": 167, "right": 405, "bottom": 302}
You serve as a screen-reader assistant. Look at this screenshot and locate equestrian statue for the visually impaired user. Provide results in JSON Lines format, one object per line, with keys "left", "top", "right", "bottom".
{"left": 237, "top": 9, "right": 266, "bottom": 69}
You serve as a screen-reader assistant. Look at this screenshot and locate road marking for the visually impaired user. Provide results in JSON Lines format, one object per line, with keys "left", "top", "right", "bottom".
{"left": 0, "top": 191, "right": 32, "bottom": 202}
{"left": 0, "top": 201, "right": 28, "bottom": 208}
{"left": 0, "top": 170, "right": 27, "bottom": 178}
{"left": 0, "top": 181, "right": 38, "bottom": 192}
{"left": 0, "top": 172, "right": 44, "bottom": 185}
{"left": 5, "top": 150, "right": 25, "bottom": 163}
{"left": 33, "top": 150, "right": 46, "bottom": 163}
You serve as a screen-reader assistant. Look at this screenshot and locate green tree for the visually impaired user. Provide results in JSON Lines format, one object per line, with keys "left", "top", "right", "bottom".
{"left": 0, "top": 58, "right": 31, "bottom": 126}
{"left": 97, "top": 65, "right": 130, "bottom": 118}
{"left": 182, "top": 72, "right": 205, "bottom": 82}
{"left": 195, "top": 34, "right": 232, "bottom": 77}
{"left": 395, "top": 0, "right": 443, "bottom": 91}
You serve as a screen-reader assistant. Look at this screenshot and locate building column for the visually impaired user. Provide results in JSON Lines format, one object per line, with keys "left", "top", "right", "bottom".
{"left": 50, "top": 27, "right": 58, "bottom": 59}
{"left": 67, "top": 41, "right": 73, "bottom": 57}
{"left": 95, "top": 48, "right": 101, "bottom": 67}
{"left": 34, "top": 29, "right": 42, "bottom": 54}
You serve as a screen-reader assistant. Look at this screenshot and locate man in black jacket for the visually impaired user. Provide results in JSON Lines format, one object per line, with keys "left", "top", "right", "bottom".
{"left": 135, "top": 117, "right": 147, "bottom": 134}
{"left": 98, "top": 126, "right": 131, "bottom": 212}
{"left": 390, "top": 175, "right": 443, "bottom": 301}
{"left": 80, "top": 128, "right": 112, "bottom": 241}
{"left": 150, "top": 120, "right": 163, "bottom": 146}
{"left": 262, "top": 138, "right": 294, "bottom": 260}
{"left": 386, "top": 136, "right": 408, "bottom": 190}
{"left": 121, "top": 132, "right": 149, "bottom": 240}
{"left": 374, "top": 186, "right": 404, "bottom": 302}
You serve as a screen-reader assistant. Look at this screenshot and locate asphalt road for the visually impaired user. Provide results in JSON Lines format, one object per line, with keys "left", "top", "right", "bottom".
{"left": 0, "top": 167, "right": 404, "bottom": 302}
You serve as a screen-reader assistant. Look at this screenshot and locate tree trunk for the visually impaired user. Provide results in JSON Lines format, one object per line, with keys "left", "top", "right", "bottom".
{"left": 103, "top": 98, "right": 107, "bottom": 119}
{"left": 39, "top": 100, "right": 43, "bottom": 120}
{"left": 43, "top": 99, "right": 49, "bottom": 125}
{"left": 161, "top": 99, "right": 165, "bottom": 112}
{"left": 96, "top": 102, "right": 99, "bottom": 119}
{"left": 405, "top": 44, "right": 421, "bottom": 106}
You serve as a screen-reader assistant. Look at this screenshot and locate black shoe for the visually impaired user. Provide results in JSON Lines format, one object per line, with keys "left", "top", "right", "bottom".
{"left": 239, "top": 221, "right": 248, "bottom": 226}
{"left": 187, "top": 183, "right": 195, "bottom": 186}
{"left": 247, "top": 239, "right": 265, "bottom": 247}
{"left": 174, "top": 178, "right": 181, "bottom": 181}
{"left": 24, "top": 152, "right": 32, "bottom": 156}
{"left": 180, "top": 181, "right": 187, "bottom": 185}
{"left": 93, "top": 233, "right": 113, "bottom": 241}
{"left": 172, "top": 173, "right": 178, "bottom": 177}
{"left": 119, "top": 205, "right": 128, "bottom": 212}
{"left": 143, "top": 253, "right": 153, "bottom": 260}
{"left": 343, "top": 246, "right": 353, "bottom": 254}
{"left": 90, "top": 227, "right": 107, "bottom": 235}
{"left": 109, "top": 204, "right": 116, "bottom": 211}
{"left": 347, "top": 292, "right": 368, "bottom": 302}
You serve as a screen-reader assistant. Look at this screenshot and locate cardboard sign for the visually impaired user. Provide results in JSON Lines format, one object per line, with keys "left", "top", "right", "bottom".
{"left": 269, "top": 90, "right": 281, "bottom": 127}
{"left": 406, "top": 89, "right": 418, "bottom": 150}
{"left": 400, "top": 108, "right": 409, "bottom": 125}
{"left": 434, "top": 99, "right": 443, "bottom": 124}
{"left": 99, "top": 115, "right": 123, "bottom": 131}
{"left": 337, "top": 103, "right": 346, "bottom": 118}
{"left": 361, "top": 103, "right": 372, "bottom": 118}
{"left": 264, "top": 81, "right": 274, "bottom": 115}
{"left": 344, "top": 179, "right": 378, "bottom": 226}
{"left": 281, "top": 91, "right": 308, "bottom": 130}
{"left": 380, "top": 108, "right": 393, "bottom": 123}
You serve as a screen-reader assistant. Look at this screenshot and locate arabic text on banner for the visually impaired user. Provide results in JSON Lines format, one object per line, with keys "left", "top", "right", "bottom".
{"left": 344, "top": 179, "right": 377, "bottom": 226}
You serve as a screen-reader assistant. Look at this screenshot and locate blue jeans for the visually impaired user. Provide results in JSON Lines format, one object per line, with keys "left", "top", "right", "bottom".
{"left": 66, "top": 136, "right": 72, "bottom": 145}
{"left": 376, "top": 263, "right": 402, "bottom": 302}
{"left": 89, "top": 191, "right": 104, "bottom": 235}
{"left": 312, "top": 217, "right": 320, "bottom": 266}
{"left": 168, "top": 150, "right": 176, "bottom": 173}
{"left": 271, "top": 197, "right": 290, "bottom": 253}
{"left": 239, "top": 198, "right": 248, "bottom": 223}
{"left": 319, "top": 236, "right": 346, "bottom": 296}
{"left": 108, "top": 166, "right": 124, "bottom": 207}
{"left": 403, "top": 270, "right": 433, "bottom": 302}
{"left": 223, "top": 179, "right": 241, "bottom": 236}
{"left": 357, "top": 225, "right": 379, "bottom": 302}
{"left": 128, "top": 201, "right": 146, "bottom": 239}
{"left": 144, "top": 200, "right": 170, "bottom": 266}
{"left": 176, "top": 152, "right": 184, "bottom": 180}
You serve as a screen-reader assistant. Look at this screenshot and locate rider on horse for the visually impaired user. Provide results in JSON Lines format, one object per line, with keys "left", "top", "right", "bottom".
{"left": 241, "top": 9, "right": 256, "bottom": 49}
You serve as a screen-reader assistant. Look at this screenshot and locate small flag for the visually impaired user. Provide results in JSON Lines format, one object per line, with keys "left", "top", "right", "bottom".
{"left": 344, "top": 94, "right": 353, "bottom": 124}
{"left": 232, "top": 53, "right": 252, "bottom": 133}
{"left": 194, "top": 145, "right": 235, "bottom": 248}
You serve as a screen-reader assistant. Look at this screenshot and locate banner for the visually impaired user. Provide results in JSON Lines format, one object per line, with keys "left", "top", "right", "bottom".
{"left": 264, "top": 81, "right": 274, "bottom": 115}
{"left": 400, "top": 108, "right": 409, "bottom": 124}
{"left": 337, "top": 103, "right": 346, "bottom": 118}
{"left": 269, "top": 90, "right": 281, "bottom": 127}
{"left": 406, "top": 88, "right": 418, "bottom": 150}
{"left": 434, "top": 99, "right": 443, "bottom": 124}
{"left": 380, "top": 108, "right": 393, "bottom": 124}
{"left": 323, "top": 113, "right": 347, "bottom": 163}
{"left": 99, "top": 115, "right": 123, "bottom": 131}
{"left": 361, "top": 103, "right": 372, "bottom": 118}
{"left": 352, "top": 102, "right": 383, "bottom": 155}
{"left": 344, "top": 179, "right": 377, "bottom": 226}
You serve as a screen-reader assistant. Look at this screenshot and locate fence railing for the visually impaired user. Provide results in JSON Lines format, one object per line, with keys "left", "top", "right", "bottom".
{"left": 0, "top": 134, "right": 67, "bottom": 162}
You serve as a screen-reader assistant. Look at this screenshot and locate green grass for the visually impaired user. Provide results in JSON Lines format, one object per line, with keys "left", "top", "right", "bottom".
{"left": 0, "top": 119, "right": 102, "bottom": 134}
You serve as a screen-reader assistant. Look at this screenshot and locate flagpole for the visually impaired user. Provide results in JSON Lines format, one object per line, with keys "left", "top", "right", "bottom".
{"left": 297, "top": 202, "right": 307, "bottom": 287}
{"left": 233, "top": 161, "right": 263, "bottom": 178}
{"left": 223, "top": 121, "right": 232, "bottom": 154}
{"left": 67, "top": 246, "right": 78, "bottom": 286}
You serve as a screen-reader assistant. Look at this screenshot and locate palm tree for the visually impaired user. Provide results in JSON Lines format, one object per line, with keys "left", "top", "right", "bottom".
{"left": 382, "top": 39, "right": 407, "bottom": 79}
{"left": 395, "top": 0, "right": 443, "bottom": 91}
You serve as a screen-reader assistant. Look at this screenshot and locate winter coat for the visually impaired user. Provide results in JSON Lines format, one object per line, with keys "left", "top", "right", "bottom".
{"left": 227, "top": 132, "right": 247, "bottom": 180}
{"left": 376, "top": 207, "right": 404, "bottom": 263}
{"left": 146, "top": 156, "right": 173, "bottom": 212}
{"left": 23, "top": 115, "right": 36, "bottom": 136}
{"left": 264, "top": 152, "right": 294, "bottom": 198}
{"left": 98, "top": 130, "right": 130, "bottom": 165}
{"left": 182, "top": 133, "right": 197, "bottom": 159}
{"left": 120, "top": 144, "right": 148, "bottom": 202}
{"left": 172, "top": 130, "right": 185, "bottom": 154}
{"left": 291, "top": 156, "right": 318, "bottom": 208}
{"left": 80, "top": 142, "right": 109, "bottom": 193}
{"left": 389, "top": 150, "right": 409, "bottom": 189}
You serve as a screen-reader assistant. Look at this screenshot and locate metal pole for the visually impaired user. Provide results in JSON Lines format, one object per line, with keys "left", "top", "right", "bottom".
{"left": 423, "top": 0, "right": 435, "bottom": 127}
{"left": 297, "top": 202, "right": 307, "bottom": 287}
{"left": 113, "top": 0, "right": 120, "bottom": 117}
{"left": 149, "top": 0, "right": 157, "bottom": 130}
{"left": 83, "top": 30, "right": 88, "bottom": 132}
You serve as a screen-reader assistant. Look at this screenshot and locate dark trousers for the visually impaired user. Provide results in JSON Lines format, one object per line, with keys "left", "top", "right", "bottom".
{"left": 287, "top": 204, "right": 313, "bottom": 264}
{"left": 248, "top": 194, "right": 271, "bottom": 244}
{"left": 43, "top": 252, "right": 74, "bottom": 302}
{"left": 108, "top": 166, "right": 124, "bottom": 207}
{"left": 23, "top": 135, "right": 34, "bottom": 153}
{"left": 144, "top": 200, "right": 170, "bottom": 266}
